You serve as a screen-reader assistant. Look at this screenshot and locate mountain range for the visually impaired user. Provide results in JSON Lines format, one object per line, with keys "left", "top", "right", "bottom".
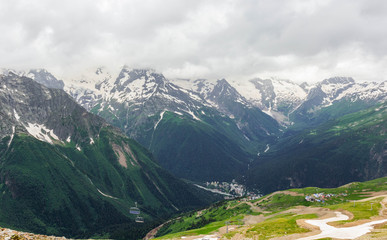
{"left": 0, "top": 73, "right": 218, "bottom": 238}
{"left": 2, "top": 67, "right": 386, "bottom": 190}
{"left": 61, "top": 67, "right": 281, "bottom": 181}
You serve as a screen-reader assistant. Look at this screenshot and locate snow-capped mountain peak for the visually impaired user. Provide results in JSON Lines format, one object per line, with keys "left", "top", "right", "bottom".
{"left": 304, "top": 77, "right": 387, "bottom": 109}
{"left": 172, "top": 78, "right": 217, "bottom": 100}
{"left": 320, "top": 76, "right": 355, "bottom": 85}
{"left": 26, "top": 69, "right": 65, "bottom": 89}
{"left": 231, "top": 77, "right": 308, "bottom": 124}
{"left": 110, "top": 68, "right": 165, "bottom": 98}
{"left": 206, "top": 79, "right": 249, "bottom": 106}
{"left": 0, "top": 68, "right": 64, "bottom": 90}
{"left": 5, "top": 67, "right": 386, "bottom": 128}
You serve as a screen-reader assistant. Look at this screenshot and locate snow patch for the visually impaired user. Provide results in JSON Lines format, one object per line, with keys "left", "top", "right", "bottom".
{"left": 8, "top": 126, "right": 15, "bottom": 148}
{"left": 186, "top": 110, "right": 201, "bottom": 121}
{"left": 13, "top": 109, "right": 20, "bottom": 121}
{"left": 154, "top": 110, "right": 166, "bottom": 130}
{"left": 66, "top": 136, "right": 71, "bottom": 142}
{"left": 264, "top": 144, "right": 270, "bottom": 153}
{"left": 90, "top": 137, "right": 95, "bottom": 145}
{"left": 76, "top": 144, "right": 81, "bottom": 151}
{"left": 25, "top": 123, "right": 61, "bottom": 144}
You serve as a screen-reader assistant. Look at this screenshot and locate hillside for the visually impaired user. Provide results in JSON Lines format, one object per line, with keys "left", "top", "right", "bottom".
{"left": 289, "top": 77, "right": 386, "bottom": 128}
{"left": 148, "top": 111, "right": 252, "bottom": 181}
{"left": 152, "top": 177, "right": 387, "bottom": 240}
{"left": 0, "top": 73, "right": 219, "bottom": 239}
{"left": 245, "top": 102, "right": 387, "bottom": 194}
{"left": 65, "top": 67, "right": 280, "bottom": 182}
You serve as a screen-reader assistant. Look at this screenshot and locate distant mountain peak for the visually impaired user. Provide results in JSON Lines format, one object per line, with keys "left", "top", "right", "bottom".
{"left": 320, "top": 76, "right": 355, "bottom": 85}
{"left": 0, "top": 73, "right": 102, "bottom": 144}
{"left": 216, "top": 78, "right": 229, "bottom": 84}
{"left": 0, "top": 68, "right": 24, "bottom": 77}
{"left": 209, "top": 78, "right": 246, "bottom": 103}
{"left": 27, "top": 68, "right": 65, "bottom": 89}
{"left": 109, "top": 68, "right": 167, "bottom": 101}
{"left": 95, "top": 67, "right": 104, "bottom": 75}
{"left": 0, "top": 68, "right": 64, "bottom": 90}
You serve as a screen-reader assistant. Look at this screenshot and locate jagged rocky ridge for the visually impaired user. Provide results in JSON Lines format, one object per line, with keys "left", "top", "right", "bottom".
{"left": 0, "top": 68, "right": 65, "bottom": 89}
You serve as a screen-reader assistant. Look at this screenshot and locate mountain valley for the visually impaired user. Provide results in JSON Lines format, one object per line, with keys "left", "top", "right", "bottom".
{"left": 0, "top": 67, "right": 386, "bottom": 239}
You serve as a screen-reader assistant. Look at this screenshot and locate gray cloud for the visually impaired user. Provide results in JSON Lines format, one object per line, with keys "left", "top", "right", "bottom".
{"left": 1, "top": 0, "right": 387, "bottom": 82}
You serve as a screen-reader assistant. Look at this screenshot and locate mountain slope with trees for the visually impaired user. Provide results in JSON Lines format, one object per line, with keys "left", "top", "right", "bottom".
{"left": 0, "top": 73, "right": 218, "bottom": 238}
{"left": 246, "top": 102, "right": 387, "bottom": 194}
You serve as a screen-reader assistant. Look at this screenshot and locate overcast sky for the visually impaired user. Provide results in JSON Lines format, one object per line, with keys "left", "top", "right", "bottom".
{"left": 1, "top": 0, "right": 387, "bottom": 83}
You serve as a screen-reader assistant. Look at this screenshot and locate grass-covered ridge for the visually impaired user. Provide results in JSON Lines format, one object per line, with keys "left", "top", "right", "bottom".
{"left": 153, "top": 177, "right": 387, "bottom": 240}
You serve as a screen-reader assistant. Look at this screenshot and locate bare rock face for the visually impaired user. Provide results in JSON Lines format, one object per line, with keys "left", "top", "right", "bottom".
{"left": 27, "top": 69, "right": 65, "bottom": 90}
{"left": 0, "top": 227, "right": 68, "bottom": 240}
{"left": 0, "top": 73, "right": 105, "bottom": 144}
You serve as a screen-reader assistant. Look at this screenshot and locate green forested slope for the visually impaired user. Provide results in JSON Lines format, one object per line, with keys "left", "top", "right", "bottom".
{"left": 246, "top": 103, "right": 387, "bottom": 194}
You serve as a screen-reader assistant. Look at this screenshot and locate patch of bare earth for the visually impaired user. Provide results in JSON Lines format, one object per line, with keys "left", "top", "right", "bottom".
{"left": 123, "top": 143, "right": 139, "bottom": 165}
{"left": 144, "top": 219, "right": 176, "bottom": 240}
{"left": 0, "top": 227, "right": 69, "bottom": 240}
{"left": 112, "top": 143, "right": 128, "bottom": 168}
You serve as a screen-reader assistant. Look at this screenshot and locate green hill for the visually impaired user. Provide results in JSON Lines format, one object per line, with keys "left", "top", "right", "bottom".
{"left": 153, "top": 177, "right": 387, "bottom": 240}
